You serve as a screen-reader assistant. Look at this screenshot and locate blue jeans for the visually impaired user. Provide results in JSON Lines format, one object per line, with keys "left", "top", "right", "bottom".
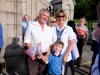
{"left": 64, "top": 60, "right": 75, "bottom": 75}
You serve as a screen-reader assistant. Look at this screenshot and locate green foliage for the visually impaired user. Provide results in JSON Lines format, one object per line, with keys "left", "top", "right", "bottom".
{"left": 74, "top": 0, "right": 100, "bottom": 20}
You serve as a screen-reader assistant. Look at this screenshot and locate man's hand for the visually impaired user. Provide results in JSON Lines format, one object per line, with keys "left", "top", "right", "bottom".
{"left": 37, "top": 53, "right": 44, "bottom": 59}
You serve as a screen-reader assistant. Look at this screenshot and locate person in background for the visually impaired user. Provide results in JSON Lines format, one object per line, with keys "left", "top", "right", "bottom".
{"left": 22, "top": 15, "right": 33, "bottom": 66}
{"left": 22, "top": 15, "right": 33, "bottom": 39}
{"left": 24, "top": 9, "right": 53, "bottom": 75}
{"left": 0, "top": 23, "right": 3, "bottom": 75}
{"left": 48, "top": 16, "right": 57, "bottom": 27}
{"left": 52, "top": 9, "right": 75, "bottom": 75}
{"left": 90, "top": 23, "right": 100, "bottom": 74}
{"left": 92, "top": 28, "right": 100, "bottom": 75}
{"left": 67, "top": 20, "right": 79, "bottom": 75}
{"left": 76, "top": 16, "right": 89, "bottom": 67}
{"left": 40, "top": 41, "right": 64, "bottom": 75}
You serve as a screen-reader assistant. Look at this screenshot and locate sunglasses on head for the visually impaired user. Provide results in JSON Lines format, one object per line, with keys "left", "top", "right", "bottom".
{"left": 57, "top": 15, "right": 65, "bottom": 18}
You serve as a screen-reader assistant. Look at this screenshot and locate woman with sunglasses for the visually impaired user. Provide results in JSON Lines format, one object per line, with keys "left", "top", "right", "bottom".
{"left": 52, "top": 9, "right": 76, "bottom": 75}
{"left": 48, "top": 16, "right": 57, "bottom": 27}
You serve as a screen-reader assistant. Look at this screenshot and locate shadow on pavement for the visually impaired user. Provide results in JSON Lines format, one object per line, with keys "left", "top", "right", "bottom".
{"left": 75, "top": 64, "right": 90, "bottom": 75}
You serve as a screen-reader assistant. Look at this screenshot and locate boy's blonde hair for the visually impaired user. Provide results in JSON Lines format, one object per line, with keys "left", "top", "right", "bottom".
{"left": 53, "top": 41, "right": 64, "bottom": 48}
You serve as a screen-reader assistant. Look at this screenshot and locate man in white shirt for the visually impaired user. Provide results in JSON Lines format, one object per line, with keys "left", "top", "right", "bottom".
{"left": 24, "top": 9, "right": 53, "bottom": 75}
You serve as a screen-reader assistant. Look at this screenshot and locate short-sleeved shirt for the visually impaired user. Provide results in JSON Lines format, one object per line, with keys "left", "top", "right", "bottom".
{"left": 48, "top": 53, "right": 63, "bottom": 75}
{"left": 52, "top": 23, "right": 75, "bottom": 62}
{"left": 22, "top": 21, "right": 33, "bottom": 34}
{"left": 92, "top": 29, "right": 96, "bottom": 41}
{"left": 24, "top": 21, "right": 53, "bottom": 53}
{"left": 76, "top": 25, "right": 88, "bottom": 38}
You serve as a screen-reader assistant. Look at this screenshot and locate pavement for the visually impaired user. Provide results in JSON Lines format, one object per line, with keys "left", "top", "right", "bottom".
{"left": 68, "top": 44, "right": 93, "bottom": 75}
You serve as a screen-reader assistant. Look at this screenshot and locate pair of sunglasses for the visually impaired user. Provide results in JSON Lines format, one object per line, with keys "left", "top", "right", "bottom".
{"left": 57, "top": 15, "right": 65, "bottom": 18}
{"left": 50, "top": 21, "right": 56, "bottom": 23}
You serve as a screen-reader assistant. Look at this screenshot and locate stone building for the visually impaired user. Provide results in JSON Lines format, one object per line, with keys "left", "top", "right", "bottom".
{"left": 22, "top": 0, "right": 52, "bottom": 20}
{"left": 52, "top": 0, "right": 76, "bottom": 23}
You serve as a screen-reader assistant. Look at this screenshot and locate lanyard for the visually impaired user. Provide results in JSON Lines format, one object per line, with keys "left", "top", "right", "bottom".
{"left": 56, "top": 27, "right": 65, "bottom": 41}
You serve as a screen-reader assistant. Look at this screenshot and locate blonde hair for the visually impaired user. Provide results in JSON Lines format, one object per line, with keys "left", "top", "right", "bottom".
{"left": 48, "top": 16, "right": 56, "bottom": 26}
{"left": 55, "top": 9, "right": 67, "bottom": 19}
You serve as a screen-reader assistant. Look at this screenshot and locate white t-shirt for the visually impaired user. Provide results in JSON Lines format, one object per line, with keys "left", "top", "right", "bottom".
{"left": 52, "top": 23, "right": 75, "bottom": 62}
{"left": 24, "top": 21, "right": 53, "bottom": 53}
{"left": 92, "top": 29, "right": 96, "bottom": 41}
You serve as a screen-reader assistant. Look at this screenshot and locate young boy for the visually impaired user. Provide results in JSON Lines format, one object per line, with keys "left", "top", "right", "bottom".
{"left": 39, "top": 41, "right": 64, "bottom": 75}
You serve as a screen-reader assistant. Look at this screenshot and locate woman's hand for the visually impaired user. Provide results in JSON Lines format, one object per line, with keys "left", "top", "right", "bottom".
{"left": 63, "top": 55, "right": 68, "bottom": 64}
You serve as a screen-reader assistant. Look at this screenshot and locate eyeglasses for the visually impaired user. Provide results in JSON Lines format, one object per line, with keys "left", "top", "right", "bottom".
{"left": 50, "top": 21, "right": 56, "bottom": 23}
{"left": 57, "top": 15, "right": 65, "bottom": 18}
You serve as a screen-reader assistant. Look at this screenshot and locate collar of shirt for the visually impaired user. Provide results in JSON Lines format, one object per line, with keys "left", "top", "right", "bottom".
{"left": 52, "top": 52, "right": 61, "bottom": 57}
{"left": 35, "top": 21, "right": 48, "bottom": 31}
{"left": 56, "top": 23, "right": 67, "bottom": 31}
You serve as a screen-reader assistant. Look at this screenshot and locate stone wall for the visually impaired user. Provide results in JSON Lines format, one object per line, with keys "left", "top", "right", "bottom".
{"left": 62, "top": 0, "right": 75, "bottom": 22}
{"left": 0, "top": 0, "right": 23, "bottom": 58}
{"left": 0, "top": 0, "right": 27, "bottom": 74}
{"left": 22, "top": 0, "right": 52, "bottom": 21}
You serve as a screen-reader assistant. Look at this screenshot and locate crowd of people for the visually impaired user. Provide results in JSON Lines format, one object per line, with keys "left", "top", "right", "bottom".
{"left": 0, "top": 8, "right": 100, "bottom": 75}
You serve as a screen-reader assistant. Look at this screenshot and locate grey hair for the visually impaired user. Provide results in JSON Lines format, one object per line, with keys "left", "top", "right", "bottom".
{"left": 39, "top": 8, "right": 49, "bottom": 14}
